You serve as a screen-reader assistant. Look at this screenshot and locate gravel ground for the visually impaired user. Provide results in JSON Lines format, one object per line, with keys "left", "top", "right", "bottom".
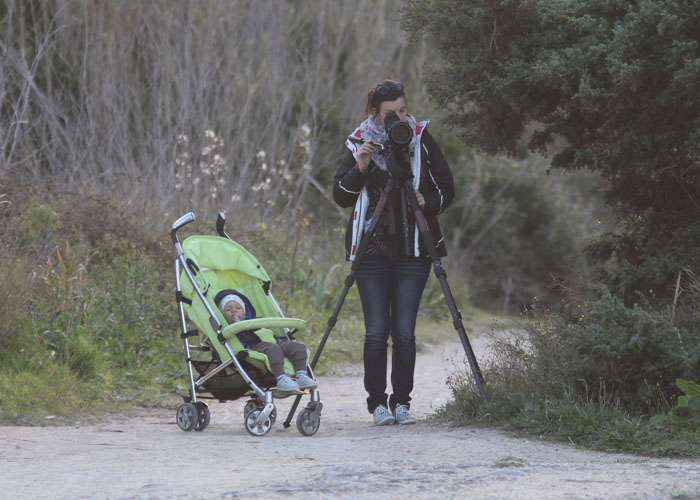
{"left": 2, "top": 341, "right": 699, "bottom": 500}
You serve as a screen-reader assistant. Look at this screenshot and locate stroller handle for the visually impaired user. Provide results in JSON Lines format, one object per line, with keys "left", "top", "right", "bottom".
{"left": 216, "top": 212, "right": 229, "bottom": 239}
{"left": 171, "top": 212, "right": 195, "bottom": 244}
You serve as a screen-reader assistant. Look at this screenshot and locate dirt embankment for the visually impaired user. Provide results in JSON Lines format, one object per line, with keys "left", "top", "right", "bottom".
{"left": 3, "top": 341, "right": 699, "bottom": 500}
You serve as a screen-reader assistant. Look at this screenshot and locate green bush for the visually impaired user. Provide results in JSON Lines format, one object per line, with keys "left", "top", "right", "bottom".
{"left": 530, "top": 292, "right": 699, "bottom": 413}
{"left": 0, "top": 251, "right": 32, "bottom": 354}
{"left": 442, "top": 287, "right": 700, "bottom": 456}
{"left": 403, "top": 0, "right": 700, "bottom": 305}
{"left": 437, "top": 143, "right": 605, "bottom": 313}
{"left": 651, "top": 379, "right": 700, "bottom": 434}
{"left": 0, "top": 182, "right": 183, "bottom": 421}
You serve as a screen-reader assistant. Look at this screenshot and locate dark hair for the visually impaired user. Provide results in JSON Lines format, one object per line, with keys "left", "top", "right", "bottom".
{"left": 364, "top": 80, "right": 406, "bottom": 116}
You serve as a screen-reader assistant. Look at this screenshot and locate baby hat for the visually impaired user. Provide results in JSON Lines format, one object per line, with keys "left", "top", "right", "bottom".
{"left": 216, "top": 293, "right": 246, "bottom": 314}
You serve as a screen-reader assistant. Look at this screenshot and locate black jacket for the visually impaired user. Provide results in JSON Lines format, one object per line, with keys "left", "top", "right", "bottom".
{"left": 333, "top": 129, "right": 454, "bottom": 260}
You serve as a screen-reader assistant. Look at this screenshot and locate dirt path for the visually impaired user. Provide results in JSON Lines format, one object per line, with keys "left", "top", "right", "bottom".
{"left": 3, "top": 341, "right": 699, "bottom": 500}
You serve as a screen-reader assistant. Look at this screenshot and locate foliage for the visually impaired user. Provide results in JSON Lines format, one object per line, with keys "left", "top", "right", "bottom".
{"left": 541, "top": 293, "right": 698, "bottom": 411}
{"left": 0, "top": 181, "right": 182, "bottom": 422}
{"left": 439, "top": 142, "right": 605, "bottom": 312}
{"left": 0, "top": 0, "right": 604, "bottom": 324}
{"left": 651, "top": 379, "right": 700, "bottom": 433}
{"left": 403, "top": 0, "right": 700, "bottom": 302}
{"left": 510, "top": 395, "right": 700, "bottom": 456}
{"left": 442, "top": 287, "right": 700, "bottom": 456}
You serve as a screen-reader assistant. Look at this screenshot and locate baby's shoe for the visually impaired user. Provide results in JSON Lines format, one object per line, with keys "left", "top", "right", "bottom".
{"left": 276, "top": 375, "right": 300, "bottom": 392}
{"left": 295, "top": 373, "right": 317, "bottom": 389}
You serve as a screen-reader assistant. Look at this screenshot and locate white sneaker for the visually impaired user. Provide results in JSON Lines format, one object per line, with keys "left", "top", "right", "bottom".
{"left": 393, "top": 404, "right": 417, "bottom": 425}
{"left": 276, "top": 375, "right": 300, "bottom": 392}
{"left": 373, "top": 405, "right": 395, "bottom": 426}
{"left": 295, "top": 373, "right": 317, "bottom": 389}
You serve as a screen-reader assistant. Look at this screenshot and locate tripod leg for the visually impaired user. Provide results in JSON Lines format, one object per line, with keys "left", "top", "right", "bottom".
{"left": 404, "top": 182, "right": 489, "bottom": 404}
{"left": 283, "top": 179, "right": 397, "bottom": 428}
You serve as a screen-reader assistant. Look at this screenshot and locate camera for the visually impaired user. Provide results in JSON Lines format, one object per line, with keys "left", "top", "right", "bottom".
{"left": 383, "top": 111, "right": 413, "bottom": 149}
{"left": 383, "top": 111, "right": 413, "bottom": 181}
{"left": 345, "top": 111, "right": 414, "bottom": 180}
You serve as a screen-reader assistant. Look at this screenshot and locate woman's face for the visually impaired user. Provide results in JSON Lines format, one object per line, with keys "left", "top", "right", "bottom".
{"left": 374, "top": 96, "right": 407, "bottom": 125}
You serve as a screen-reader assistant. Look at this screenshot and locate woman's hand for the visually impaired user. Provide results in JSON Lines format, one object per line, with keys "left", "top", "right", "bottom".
{"left": 355, "top": 141, "right": 374, "bottom": 172}
{"left": 414, "top": 189, "right": 426, "bottom": 208}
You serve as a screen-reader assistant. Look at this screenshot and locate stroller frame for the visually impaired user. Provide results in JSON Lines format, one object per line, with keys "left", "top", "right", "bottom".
{"left": 170, "top": 212, "right": 322, "bottom": 436}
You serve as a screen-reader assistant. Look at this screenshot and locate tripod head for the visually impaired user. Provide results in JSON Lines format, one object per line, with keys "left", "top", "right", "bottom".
{"left": 385, "top": 142, "right": 413, "bottom": 182}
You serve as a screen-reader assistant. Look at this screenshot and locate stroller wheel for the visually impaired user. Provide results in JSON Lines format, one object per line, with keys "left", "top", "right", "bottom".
{"left": 245, "top": 409, "right": 272, "bottom": 436}
{"left": 243, "top": 400, "right": 259, "bottom": 421}
{"left": 244, "top": 400, "right": 276, "bottom": 426}
{"left": 296, "top": 408, "right": 320, "bottom": 436}
{"left": 194, "top": 402, "right": 210, "bottom": 431}
{"left": 176, "top": 403, "right": 198, "bottom": 431}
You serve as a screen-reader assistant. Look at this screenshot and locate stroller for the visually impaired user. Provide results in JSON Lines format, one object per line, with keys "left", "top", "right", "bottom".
{"left": 170, "top": 212, "right": 322, "bottom": 436}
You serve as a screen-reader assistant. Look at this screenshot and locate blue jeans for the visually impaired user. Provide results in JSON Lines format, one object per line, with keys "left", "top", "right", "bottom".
{"left": 356, "top": 255, "right": 431, "bottom": 413}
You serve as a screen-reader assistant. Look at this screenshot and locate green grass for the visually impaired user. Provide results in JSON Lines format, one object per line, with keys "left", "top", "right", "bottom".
{"left": 0, "top": 185, "right": 184, "bottom": 423}
{"left": 441, "top": 390, "right": 700, "bottom": 457}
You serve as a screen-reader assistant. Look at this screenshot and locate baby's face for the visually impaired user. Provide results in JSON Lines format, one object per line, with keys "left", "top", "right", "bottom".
{"left": 222, "top": 301, "right": 245, "bottom": 324}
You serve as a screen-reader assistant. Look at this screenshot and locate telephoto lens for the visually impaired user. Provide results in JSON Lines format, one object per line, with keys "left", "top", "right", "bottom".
{"left": 384, "top": 111, "right": 413, "bottom": 148}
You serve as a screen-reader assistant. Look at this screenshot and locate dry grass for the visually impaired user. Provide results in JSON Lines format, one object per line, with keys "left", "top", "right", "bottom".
{"left": 0, "top": 0, "right": 426, "bottom": 224}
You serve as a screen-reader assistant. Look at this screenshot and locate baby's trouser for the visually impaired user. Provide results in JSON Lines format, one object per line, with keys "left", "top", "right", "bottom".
{"left": 250, "top": 339, "right": 307, "bottom": 378}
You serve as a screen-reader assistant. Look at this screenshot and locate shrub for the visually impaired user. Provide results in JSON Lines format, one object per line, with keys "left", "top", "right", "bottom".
{"left": 438, "top": 144, "right": 605, "bottom": 314}
{"left": 651, "top": 379, "right": 700, "bottom": 434}
{"left": 0, "top": 182, "right": 184, "bottom": 420}
{"left": 529, "top": 292, "right": 700, "bottom": 413}
{"left": 442, "top": 286, "right": 700, "bottom": 455}
{"left": 0, "top": 250, "right": 32, "bottom": 354}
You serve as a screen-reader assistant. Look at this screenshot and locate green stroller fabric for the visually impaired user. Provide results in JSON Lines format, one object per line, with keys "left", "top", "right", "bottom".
{"left": 179, "top": 235, "right": 308, "bottom": 377}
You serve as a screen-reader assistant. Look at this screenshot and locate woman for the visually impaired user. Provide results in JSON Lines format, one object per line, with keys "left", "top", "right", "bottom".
{"left": 333, "top": 80, "right": 455, "bottom": 425}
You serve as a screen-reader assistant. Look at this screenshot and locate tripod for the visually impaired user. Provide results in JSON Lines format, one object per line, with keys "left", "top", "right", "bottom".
{"left": 283, "top": 164, "right": 488, "bottom": 428}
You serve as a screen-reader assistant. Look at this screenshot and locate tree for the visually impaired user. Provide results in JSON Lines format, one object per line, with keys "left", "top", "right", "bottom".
{"left": 403, "top": 0, "right": 700, "bottom": 302}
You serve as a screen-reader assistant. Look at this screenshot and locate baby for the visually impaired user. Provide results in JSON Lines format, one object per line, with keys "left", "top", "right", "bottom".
{"left": 214, "top": 289, "right": 316, "bottom": 392}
